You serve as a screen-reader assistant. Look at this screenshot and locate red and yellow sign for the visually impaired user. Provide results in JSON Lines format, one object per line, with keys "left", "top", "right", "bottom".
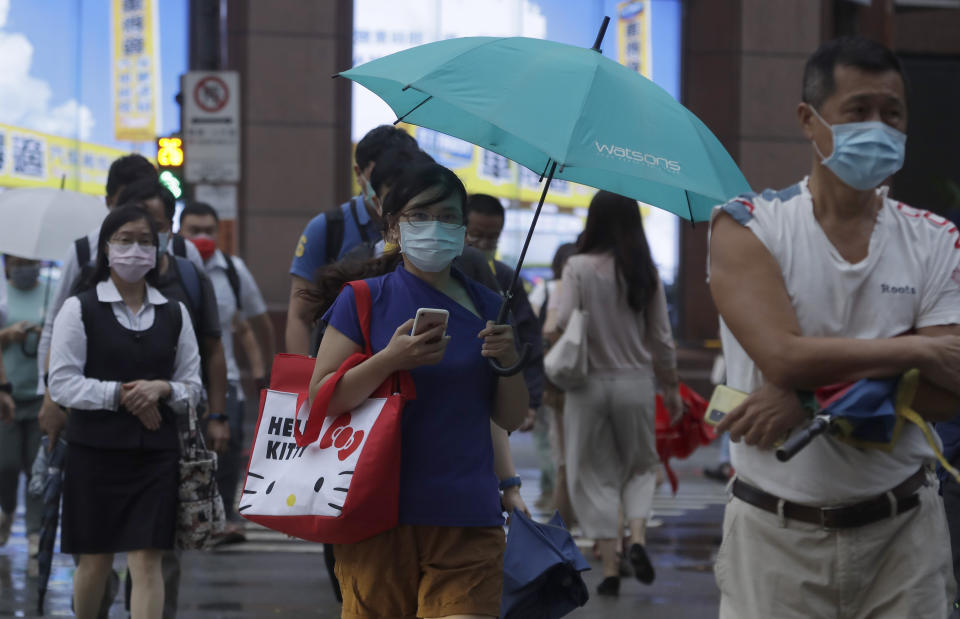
{"left": 111, "top": 0, "right": 160, "bottom": 142}
{"left": 617, "top": 1, "right": 651, "bottom": 78}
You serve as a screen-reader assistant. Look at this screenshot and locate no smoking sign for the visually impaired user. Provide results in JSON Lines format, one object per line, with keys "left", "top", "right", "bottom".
{"left": 184, "top": 71, "right": 240, "bottom": 182}
{"left": 193, "top": 75, "right": 230, "bottom": 113}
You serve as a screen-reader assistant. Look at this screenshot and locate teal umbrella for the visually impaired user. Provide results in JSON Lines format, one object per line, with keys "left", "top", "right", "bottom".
{"left": 339, "top": 18, "right": 751, "bottom": 374}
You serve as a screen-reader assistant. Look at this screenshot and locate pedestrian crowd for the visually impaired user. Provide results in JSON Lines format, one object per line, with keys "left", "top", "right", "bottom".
{"left": 0, "top": 33, "right": 959, "bottom": 619}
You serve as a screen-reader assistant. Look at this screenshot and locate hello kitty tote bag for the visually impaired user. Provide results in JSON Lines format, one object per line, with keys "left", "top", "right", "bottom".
{"left": 240, "top": 280, "right": 416, "bottom": 544}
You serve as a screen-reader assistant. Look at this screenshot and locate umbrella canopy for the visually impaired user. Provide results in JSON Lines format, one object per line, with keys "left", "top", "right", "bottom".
{"left": 0, "top": 187, "right": 106, "bottom": 261}
{"left": 340, "top": 34, "right": 750, "bottom": 222}
{"left": 501, "top": 509, "right": 590, "bottom": 619}
{"left": 777, "top": 370, "right": 960, "bottom": 481}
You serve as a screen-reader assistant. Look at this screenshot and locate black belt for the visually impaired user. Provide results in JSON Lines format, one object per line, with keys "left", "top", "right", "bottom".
{"left": 731, "top": 467, "right": 927, "bottom": 530}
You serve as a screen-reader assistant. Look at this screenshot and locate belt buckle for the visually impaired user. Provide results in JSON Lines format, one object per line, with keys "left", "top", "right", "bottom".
{"left": 819, "top": 506, "right": 843, "bottom": 531}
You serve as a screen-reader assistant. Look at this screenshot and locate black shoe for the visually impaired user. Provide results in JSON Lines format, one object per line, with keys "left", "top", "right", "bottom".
{"left": 596, "top": 576, "right": 620, "bottom": 596}
{"left": 629, "top": 543, "right": 655, "bottom": 584}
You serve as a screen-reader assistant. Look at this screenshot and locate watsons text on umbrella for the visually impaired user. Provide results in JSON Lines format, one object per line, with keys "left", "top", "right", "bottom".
{"left": 594, "top": 141, "right": 681, "bottom": 173}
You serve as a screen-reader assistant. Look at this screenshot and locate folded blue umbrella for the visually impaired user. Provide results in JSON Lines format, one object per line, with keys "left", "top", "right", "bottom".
{"left": 501, "top": 509, "right": 590, "bottom": 619}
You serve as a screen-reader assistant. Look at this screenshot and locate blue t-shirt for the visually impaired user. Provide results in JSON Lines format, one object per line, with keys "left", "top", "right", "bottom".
{"left": 289, "top": 196, "right": 382, "bottom": 281}
{"left": 323, "top": 264, "right": 505, "bottom": 527}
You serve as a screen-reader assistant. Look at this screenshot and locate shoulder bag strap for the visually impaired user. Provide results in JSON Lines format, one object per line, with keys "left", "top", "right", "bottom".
{"left": 293, "top": 280, "right": 373, "bottom": 447}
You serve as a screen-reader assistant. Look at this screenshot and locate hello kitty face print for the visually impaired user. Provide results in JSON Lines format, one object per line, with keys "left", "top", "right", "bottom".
{"left": 240, "top": 390, "right": 385, "bottom": 518}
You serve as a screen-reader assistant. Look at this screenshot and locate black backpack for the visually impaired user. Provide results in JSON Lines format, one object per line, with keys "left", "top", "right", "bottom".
{"left": 170, "top": 236, "right": 242, "bottom": 311}
{"left": 324, "top": 197, "right": 375, "bottom": 264}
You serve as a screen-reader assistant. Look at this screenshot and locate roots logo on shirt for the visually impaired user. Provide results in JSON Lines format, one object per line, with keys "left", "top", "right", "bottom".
{"left": 594, "top": 141, "right": 681, "bottom": 173}
{"left": 880, "top": 283, "right": 917, "bottom": 295}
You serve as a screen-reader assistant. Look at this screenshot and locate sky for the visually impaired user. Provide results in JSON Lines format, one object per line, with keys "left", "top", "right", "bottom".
{"left": 0, "top": 0, "right": 187, "bottom": 148}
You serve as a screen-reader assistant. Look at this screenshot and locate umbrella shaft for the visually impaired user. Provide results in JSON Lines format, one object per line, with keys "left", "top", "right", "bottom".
{"left": 502, "top": 160, "right": 558, "bottom": 311}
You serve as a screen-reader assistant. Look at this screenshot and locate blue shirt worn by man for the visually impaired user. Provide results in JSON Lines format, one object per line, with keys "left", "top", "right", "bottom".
{"left": 290, "top": 196, "right": 381, "bottom": 281}
{"left": 324, "top": 264, "right": 506, "bottom": 527}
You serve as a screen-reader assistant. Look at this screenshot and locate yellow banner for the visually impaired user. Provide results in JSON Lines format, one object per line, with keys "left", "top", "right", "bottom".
{"left": 617, "top": 1, "right": 651, "bottom": 78}
{"left": 0, "top": 123, "right": 138, "bottom": 196}
{"left": 112, "top": 0, "right": 159, "bottom": 142}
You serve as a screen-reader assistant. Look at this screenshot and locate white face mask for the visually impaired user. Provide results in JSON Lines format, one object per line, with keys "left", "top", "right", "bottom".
{"left": 108, "top": 242, "right": 156, "bottom": 283}
{"left": 399, "top": 221, "right": 465, "bottom": 272}
{"left": 809, "top": 106, "right": 907, "bottom": 191}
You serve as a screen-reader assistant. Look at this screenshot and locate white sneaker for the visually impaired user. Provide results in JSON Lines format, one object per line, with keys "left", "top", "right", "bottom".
{"left": 28, "top": 533, "right": 40, "bottom": 557}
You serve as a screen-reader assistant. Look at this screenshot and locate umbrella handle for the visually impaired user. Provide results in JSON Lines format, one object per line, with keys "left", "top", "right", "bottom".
{"left": 775, "top": 415, "right": 830, "bottom": 462}
{"left": 487, "top": 298, "right": 531, "bottom": 377}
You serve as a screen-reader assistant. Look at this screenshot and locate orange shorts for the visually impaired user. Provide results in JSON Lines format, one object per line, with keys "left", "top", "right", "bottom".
{"left": 334, "top": 524, "right": 505, "bottom": 619}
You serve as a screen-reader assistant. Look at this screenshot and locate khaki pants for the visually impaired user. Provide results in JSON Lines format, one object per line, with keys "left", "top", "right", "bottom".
{"left": 716, "top": 474, "right": 955, "bottom": 619}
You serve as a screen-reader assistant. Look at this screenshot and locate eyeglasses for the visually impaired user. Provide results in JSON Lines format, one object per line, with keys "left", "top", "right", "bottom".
{"left": 399, "top": 211, "right": 465, "bottom": 230}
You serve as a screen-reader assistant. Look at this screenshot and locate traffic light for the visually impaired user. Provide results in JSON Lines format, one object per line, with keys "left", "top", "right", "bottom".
{"left": 157, "top": 136, "right": 184, "bottom": 199}
{"left": 157, "top": 137, "right": 184, "bottom": 167}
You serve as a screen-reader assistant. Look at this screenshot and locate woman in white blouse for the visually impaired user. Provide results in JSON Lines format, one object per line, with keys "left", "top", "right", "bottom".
{"left": 550, "top": 191, "right": 682, "bottom": 597}
{"left": 49, "top": 205, "right": 202, "bottom": 619}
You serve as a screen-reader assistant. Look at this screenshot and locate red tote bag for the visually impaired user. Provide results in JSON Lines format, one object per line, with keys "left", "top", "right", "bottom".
{"left": 239, "top": 280, "right": 415, "bottom": 544}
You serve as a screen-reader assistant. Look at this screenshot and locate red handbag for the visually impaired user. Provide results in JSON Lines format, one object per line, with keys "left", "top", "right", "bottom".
{"left": 655, "top": 383, "right": 714, "bottom": 494}
{"left": 239, "top": 280, "right": 415, "bottom": 543}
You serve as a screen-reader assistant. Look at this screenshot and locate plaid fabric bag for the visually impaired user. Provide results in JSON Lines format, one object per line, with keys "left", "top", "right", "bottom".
{"left": 176, "top": 406, "right": 226, "bottom": 550}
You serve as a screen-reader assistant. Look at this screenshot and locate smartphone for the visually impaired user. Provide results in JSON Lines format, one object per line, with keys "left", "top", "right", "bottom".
{"left": 705, "top": 384, "right": 749, "bottom": 427}
{"left": 411, "top": 308, "right": 449, "bottom": 343}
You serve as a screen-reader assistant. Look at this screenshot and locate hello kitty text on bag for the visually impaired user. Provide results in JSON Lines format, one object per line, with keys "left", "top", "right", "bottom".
{"left": 239, "top": 280, "right": 415, "bottom": 544}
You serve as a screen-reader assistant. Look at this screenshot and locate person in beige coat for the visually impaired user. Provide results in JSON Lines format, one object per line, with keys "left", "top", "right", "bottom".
{"left": 550, "top": 191, "right": 681, "bottom": 597}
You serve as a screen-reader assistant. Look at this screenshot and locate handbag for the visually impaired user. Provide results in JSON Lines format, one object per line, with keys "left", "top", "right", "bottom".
{"left": 176, "top": 405, "right": 227, "bottom": 550}
{"left": 544, "top": 273, "right": 588, "bottom": 390}
{"left": 239, "top": 280, "right": 416, "bottom": 544}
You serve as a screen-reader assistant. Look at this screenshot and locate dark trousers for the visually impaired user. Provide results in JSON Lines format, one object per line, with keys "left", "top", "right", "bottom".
{"left": 215, "top": 383, "right": 245, "bottom": 520}
{"left": 0, "top": 402, "right": 43, "bottom": 534}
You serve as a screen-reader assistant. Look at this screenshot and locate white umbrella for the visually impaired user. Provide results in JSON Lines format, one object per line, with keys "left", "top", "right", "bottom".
{"left": 0, "top": 187, "right": 106, "bottom": 261}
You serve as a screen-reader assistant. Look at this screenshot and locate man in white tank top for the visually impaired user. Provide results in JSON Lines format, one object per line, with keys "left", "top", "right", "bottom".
{"left": 709, "top": 36, "right": 960, "bottom": 618}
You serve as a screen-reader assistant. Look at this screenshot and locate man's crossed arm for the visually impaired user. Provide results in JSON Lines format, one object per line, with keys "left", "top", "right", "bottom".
{"left": 709, "top": 212, "right": 960, "bottom": 449}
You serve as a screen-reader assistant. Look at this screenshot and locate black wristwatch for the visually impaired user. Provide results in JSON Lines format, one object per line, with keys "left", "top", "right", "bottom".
{"left": 208, "top": 413, "right": 228, "bottom": 422}
{"left": 0, "top": 383, "right": 12, "bottom": 394}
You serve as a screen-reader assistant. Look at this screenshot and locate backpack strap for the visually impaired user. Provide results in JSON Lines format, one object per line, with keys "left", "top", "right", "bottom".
{"left": 222, "top": 254, "right": 242, "bottom": 311}
{"left": 348, "top": 197, "right": 371, "bottom": 244}
{"left": 324, "top": 206, "right": 346, "bottom": 264}
{"left": 74, "top": 237, "right": 91, "bottom": 267}
{"left": 171, "top": 256, "right": 202, "bottom": 316}
{"left": 172, "top": 235, "right": 188, "bottom": 258}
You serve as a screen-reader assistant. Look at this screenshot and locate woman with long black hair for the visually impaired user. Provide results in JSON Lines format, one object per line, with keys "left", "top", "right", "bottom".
{"left": 550, "top": 190, "right": 681, "bottom": 596}
{"left": 308, "top": 161, "right": 528, "bottom": 618}
{"left": 48, "top": 205, "right": 202, "bottom": 619}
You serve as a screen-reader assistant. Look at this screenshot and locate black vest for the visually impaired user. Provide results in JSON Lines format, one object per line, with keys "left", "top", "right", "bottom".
{"left": 66, "top": 288, "right": 182, "bottom": 450}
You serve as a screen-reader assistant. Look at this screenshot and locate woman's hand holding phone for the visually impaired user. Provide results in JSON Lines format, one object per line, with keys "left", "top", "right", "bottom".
{"left": 381, "top": 318, "right": 450, "bottom": 371}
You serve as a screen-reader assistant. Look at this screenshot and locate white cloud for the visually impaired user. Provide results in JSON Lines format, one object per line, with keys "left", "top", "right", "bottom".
{"left": 0, "top": 4, "right": 96, "bottom": 140}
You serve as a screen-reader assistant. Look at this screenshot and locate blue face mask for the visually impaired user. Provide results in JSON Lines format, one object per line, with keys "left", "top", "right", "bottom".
{"left": 157, "top": 232, "right": 171, "bottom": 252}
{"left": 399, "top": 221, "right": 465, "bottom": 273}
{"left": 811, "top": 106, "right": 906, "bottom": 191}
